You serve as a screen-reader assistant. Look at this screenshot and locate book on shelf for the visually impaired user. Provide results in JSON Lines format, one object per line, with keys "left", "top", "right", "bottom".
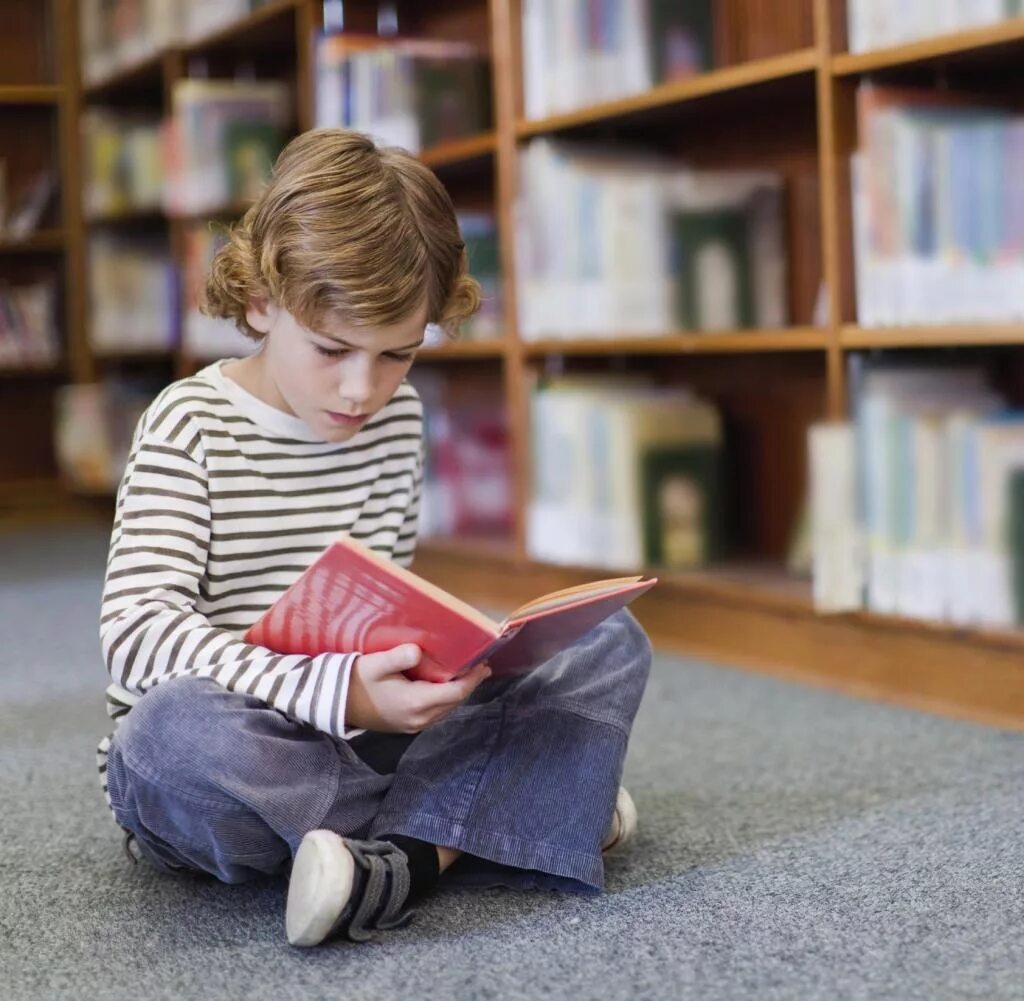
{"left": 88, "top": 233, "right": 177, "bottom": 353}
{"left": 3, "top": 170, "right": 57, "bottom": 239}
{"left": 458, "top": 211, "right": 502, "bottom": 340}
{"left": 527, "top": 374, "right": 725, "bottom": 571}
{"left": 55, "top": 378, "right": 160, "bottom": 493}
{"left": 409, "top": 367, "right": 514, "bottom": 540}
{"left": 163, "top": 79, "right": 291, "bottom": 216}
{"left": 83, "top": 110, "right": 164, "bottom": 217}
{"left": 521, "top": 0, "right": 714, "bottom": 121}
{"left": 810, "top": 356, "right": 1024, "bottom": 628}
{"left": 0, "top": 279, "right": 59, "bottom": 366}
{"left": 316, "top": 34, "right": 491, "bottom": 154}
{"left": 182, "top": 222, "right": 257, "bottom": 360}
{"left": 846, "top": 0, "right": 1024, "bottom": 54}
{"left": 516, "top": 139, "right": 787, "bottom": 339}
{"left": 244, "top": 531, "right": 657, "bottom": 684}
{"left": 852, "top": 83, "right": 1024, "bottom": 327}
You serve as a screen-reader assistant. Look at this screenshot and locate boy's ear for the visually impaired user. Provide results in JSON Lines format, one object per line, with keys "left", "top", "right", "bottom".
{"left": 245, "top": 299, "right": 279, "bottom": 335}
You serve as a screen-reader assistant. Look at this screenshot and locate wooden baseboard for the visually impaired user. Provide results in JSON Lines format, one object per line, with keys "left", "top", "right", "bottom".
{"left": 412, "top": 542, "right": 1024, "bottom": 733}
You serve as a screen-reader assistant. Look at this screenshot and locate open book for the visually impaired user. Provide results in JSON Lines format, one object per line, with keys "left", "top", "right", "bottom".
{"left": 244, "top": 534, "right": 658, "bottom": 683}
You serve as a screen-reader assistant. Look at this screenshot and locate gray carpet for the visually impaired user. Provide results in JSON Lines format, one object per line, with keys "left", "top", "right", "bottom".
{"left": 2, "top": 524, "right": 1023, "bottom": 1001}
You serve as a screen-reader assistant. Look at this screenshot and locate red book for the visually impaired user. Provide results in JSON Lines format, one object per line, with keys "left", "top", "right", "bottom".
{"left": 244, "top": 534, "right": 657, "bottom": 682}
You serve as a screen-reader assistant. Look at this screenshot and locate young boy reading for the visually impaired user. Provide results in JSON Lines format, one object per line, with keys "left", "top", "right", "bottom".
{"left": 98, "top": 128, "right": 653, "bottom": 948}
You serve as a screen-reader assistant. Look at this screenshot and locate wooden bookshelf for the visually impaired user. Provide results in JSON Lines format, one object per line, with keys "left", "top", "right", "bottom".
{"left": 28, "top": 0, "right": 1024, "bottom": 728}
{"left": 0, "top": 229, "right": 65, "bottom": 253}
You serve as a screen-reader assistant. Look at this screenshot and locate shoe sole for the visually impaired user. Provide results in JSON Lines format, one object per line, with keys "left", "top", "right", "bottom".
{"left": 603, "top": 786, "right": 638, "bottom": 855}
{"left": 286, "top": 830, "right": 356, "bottom": 947}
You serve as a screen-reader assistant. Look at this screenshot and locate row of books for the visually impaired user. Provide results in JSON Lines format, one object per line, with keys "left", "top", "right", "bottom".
{"left": 82, "top": 81, "right": 290, "bottom": 218}
{"left": 516, "top": 139, "right": 787, "bottom": 339}
{"left": 88, "top": 234, "right": 176, "bottom": 353}
{"left": 811, "top": 360, "right": 1024, "bottom": 628}
{"left": 527, "top": 374, "right": 725, "bottom": 572}
{"left": 55, "top": 377, "right": 161, "bottom": 493}
{"left": 853, "top": 85, "right": 1024, "bottom": 327}
{"left": 0, "top": 280, "right": 60, "bottom": 367}
{"left": 410, "top": 368, "right": 515, "bottom": 540}
{"left": 315, "top": 35, "right": 491, "bottom": 153}
{"left": 846, "top": 0, "right": 1024, "bottom": 53}
{"left": 521, "top": 0, "right": 714, "bottom": 120}
{"left": 80, "top": 0, "right": 277, "bottom": 85}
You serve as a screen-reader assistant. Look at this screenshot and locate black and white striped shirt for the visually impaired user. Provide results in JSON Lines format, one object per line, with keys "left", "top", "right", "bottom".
{"left": 96, "top": 359, "right": 423, "bottom": 803}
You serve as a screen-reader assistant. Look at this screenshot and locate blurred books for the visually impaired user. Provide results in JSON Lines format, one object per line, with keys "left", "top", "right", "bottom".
{"left": 811, "top": 358, "right": 1024, "bottom": 629}
{"left": 83, "top": 110, "right": 164, "bottom": 217}
{"left": 409, "top": 368, "right": 514, "bottom": 542}
{"left": 527, "top": 375, "right": 725, "bottom": 572}
{"left": 163, "top": 80, "right": 291, "bottom": 215}
{"left": 88, "top": 232, "right": 177, "bottom": 353}
{"left": 55, "top": 378, "right": 160, "bottom": 493}
{"left": 315, "top": 34, "right": 492, "bottom": 152}
{"left": 521, "top": 0, "right": 714, "bottom": 120}
{"left": 182, "top": 222, "right": 257, "bottom": 360}
{"left": 846, "top": 0, "right": 1024, "bottom": 54}
{"left": 0, "top": 279, "right": 60, "bottom": 366}
{"left": 516, "top": 139, "right": 787, "bottom": 339}
{"left": 852, "top": 84, "right": 1024, "bottom": 327}
{"left": 459, "top": 211, "right": 502, "bottom": 340}
{"left": 80, "top": 0, "right": 279, "bottom": 85}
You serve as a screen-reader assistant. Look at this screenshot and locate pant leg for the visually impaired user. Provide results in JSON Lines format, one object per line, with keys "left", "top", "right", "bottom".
{"left": 368, "top": 608, "right": 653, "bottom": 895}
{"left": 105, "top": 676, "right": 392, "bottom": 884}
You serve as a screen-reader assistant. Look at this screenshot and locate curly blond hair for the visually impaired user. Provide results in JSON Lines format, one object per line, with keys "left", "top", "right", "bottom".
{"left": 204, "top": 128, "right": 480, "bottom": 341}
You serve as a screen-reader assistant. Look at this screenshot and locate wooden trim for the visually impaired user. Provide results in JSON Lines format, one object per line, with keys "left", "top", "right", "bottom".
{"left": 841, "top": 324, "right": 1024, "bottom": 349}
{"left": 420, "top": 131, "right": 497, "bottom": 169}
{"left": 832, "top": 16, "right": 1024, "bottom": 75}
{"left": 81, "top": 50, "right": 164, "bottom": 99}
{"left": 177, "top": 0, "right": 301, "bottom": 57}
{"left": 418, "top": 339, "right": 509, "bottom": 361}
{"left": 516, "top": 48, "right": 819, "bottom": 138}
{"left": 521, "top": 328, "right": 829, "bottom": 356}
{"left": 0, "top": 229, "right": 64, "bottom": 253}
{"left": 0, "top": 84, "right": 62, "bottom": 104}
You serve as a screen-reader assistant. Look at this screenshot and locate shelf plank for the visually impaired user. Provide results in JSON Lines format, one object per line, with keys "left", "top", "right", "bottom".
{"left": 419, "top": 131, "right": 497, "bottom": 170}
{"left": 86, "top": 205, "right": 167, "bottom": 226}
{"left": 841, "top": 324, "right": 1024, "bottom": 349}
{"left": 179, "top": 0, "right": 300, "bottom": 57}
{"left": 417, "top": 533, "right": 519, "bottom": 563}
{"left": 82, "top": 50, "right": 164, "bottom": 100}
{"left": 92, "top": 346, "right": 175, "bottom": 363}
{"left": 0, "top": 84, "right": 62, "bottom": 104}
{"left": 832, "top": 17, "right": 1024, "bottom": 75}
{"left": 521, "top": 328, "right": 830, "bottom": 356}
{"left": 516, "top": 48, "right": 819, "bottom": 138}
{"left": 0, "top": 229, "right": 65, "bottom": 253}
{"left": 0, "top": 360, "right": 65, "bottom": 378}
{"left": 417, "top": 338, "right": 508, "bottom": 360}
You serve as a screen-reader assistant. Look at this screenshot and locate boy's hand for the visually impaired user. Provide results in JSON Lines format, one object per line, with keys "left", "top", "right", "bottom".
{"left": 345, "top": 643, "right": 492, "bottom": 733}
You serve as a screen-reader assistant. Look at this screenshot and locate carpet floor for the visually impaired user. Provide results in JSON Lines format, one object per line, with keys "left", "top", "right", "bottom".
{"left": 2, "top": 524, "right": 1022, "bottom": 1001}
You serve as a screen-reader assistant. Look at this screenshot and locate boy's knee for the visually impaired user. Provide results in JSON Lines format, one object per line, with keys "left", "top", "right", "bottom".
{"left": 113, "top": 676, "right": 225, "bottom": 766}
{"left": 601, "top": 609, "right": 654, "bottom": 683}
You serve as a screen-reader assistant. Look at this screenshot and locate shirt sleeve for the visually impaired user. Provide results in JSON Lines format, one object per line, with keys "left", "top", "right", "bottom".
{"left": 391, "top": 435, "right": 424, "bottom": 570}
{"left": 99, "top": 415, "right": 363, "bottom": 740}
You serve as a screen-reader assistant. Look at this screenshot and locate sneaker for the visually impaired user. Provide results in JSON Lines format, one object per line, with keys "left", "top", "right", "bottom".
{"left": 286, "top": 831, "right": 416, "bottom": 947}
{"left": 601, "top": 785, "right": 638, "bottom": 855}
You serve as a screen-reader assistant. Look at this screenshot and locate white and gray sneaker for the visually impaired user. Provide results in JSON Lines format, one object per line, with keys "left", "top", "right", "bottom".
{"left": 601, "top": 786, "right": 638, "bottom": 855}
{"left": 286, "top": 831, "right": 415, "bottom": 947}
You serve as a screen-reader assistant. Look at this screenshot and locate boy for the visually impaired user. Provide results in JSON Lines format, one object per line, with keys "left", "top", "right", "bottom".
{"left": 98, "top": 128, "right": 653, "bottom": 948}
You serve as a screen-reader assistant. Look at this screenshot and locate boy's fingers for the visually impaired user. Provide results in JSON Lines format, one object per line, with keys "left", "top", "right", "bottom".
{"left": 363, "top": 644, "right": 421, "bottom": 678}
{"left": 420, "top": 663, "right": 491, "bottom": 709}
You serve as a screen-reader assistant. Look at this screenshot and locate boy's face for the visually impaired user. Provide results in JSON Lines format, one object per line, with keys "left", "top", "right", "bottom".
{"left": 244, "top": 300, "right": 425, "bottom": 443}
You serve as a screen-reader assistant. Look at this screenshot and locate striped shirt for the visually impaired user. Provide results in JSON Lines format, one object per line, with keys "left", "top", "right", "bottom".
{"left": 96, "top": 359, "right": 423, "bottom": 805}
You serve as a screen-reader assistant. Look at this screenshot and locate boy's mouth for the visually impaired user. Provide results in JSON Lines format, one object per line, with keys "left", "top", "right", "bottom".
{"left": 325, "top": 410, "right": 369, "bottom": 427}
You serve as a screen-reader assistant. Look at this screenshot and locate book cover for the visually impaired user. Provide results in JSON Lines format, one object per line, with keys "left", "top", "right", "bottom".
{"left": 244, "top": 534, "right": 657, "bottom": 683}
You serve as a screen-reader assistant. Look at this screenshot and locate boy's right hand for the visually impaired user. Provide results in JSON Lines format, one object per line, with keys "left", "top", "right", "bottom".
{"left": 345, "top": 643, "right": 491, "bottom": 733}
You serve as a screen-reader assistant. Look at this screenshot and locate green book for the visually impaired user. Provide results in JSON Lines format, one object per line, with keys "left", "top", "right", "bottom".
{"left": 223, "top": 120, "right": 284, "bottom": 203}
{"left": 648, "top": 0, "right": 714, "bottom": 83}
{"left": 1009, "top": 469, "right": 1024, "bottom": 625}
{"left": 640, "top": 443, "right": 725, "bottom": 570}
{"left": 672, "top": 207, "right": 754, "bottom": 332}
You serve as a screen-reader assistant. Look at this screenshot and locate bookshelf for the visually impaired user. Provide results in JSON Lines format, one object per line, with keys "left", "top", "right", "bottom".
{"left": 30, "top": 0, "right": 1024, "bottom": 727}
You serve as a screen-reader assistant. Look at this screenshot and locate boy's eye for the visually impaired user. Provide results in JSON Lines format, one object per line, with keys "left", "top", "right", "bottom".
{"left": 313, "top": 343, "right": 415, "bottom": 363}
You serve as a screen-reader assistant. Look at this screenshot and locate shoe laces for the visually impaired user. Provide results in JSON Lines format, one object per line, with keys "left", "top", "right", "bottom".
{"left": 337, "top": 839, "right": 415, "bottom": 943}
